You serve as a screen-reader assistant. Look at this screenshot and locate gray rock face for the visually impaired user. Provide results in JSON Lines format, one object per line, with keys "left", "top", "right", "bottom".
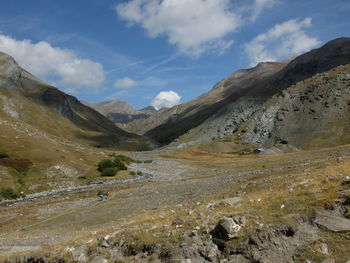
{"left": 241, "top": 64, "right": 350, "bottom": 149}
{"left": 223, "top": 223, "right": 318, "bottom": 263}
{"left": 314, "top": 211, "right": 350, "bottom": 232}
{"left": 214, "top": 215, "right": 246, "bottom": 240}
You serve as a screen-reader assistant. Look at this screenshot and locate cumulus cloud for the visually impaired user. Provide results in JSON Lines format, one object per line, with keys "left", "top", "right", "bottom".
{"left": 0, "top": 34, "right": 105, "bottom": 92}
{"left": 151, "top": 90, "right": 181, "bottom": 110}
{"left": 115, "top": 0, "right": 240, "bottom": 56}
{"left": 114, "top": 77, "right": 137, "bottom": 88}
{"left": 245, "top": 18, "right": 320, "bottom": 66}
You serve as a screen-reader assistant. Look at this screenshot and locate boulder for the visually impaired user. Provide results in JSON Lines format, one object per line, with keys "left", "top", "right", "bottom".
{"left": 71, "top": 245, "right": 88, "bottom": 263}
{"left": 314, "top": 211, "right": 350, "bottom": 232}
{"left": 213, "top": 215, "right": 245, "bottom": 240}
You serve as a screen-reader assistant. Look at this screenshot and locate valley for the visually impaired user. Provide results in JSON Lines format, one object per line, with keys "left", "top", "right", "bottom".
{"left": 0, "top": 38, "right": 350, "bottom": 262}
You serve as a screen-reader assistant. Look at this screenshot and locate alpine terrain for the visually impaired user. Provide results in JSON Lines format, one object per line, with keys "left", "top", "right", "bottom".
{"left": 1, "top": 38, "right": 350, "bottom": 263}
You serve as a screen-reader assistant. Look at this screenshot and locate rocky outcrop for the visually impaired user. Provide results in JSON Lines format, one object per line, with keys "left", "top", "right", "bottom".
{"left": 241, "top": 64, "right": 350, "bottom": 149}
{"left": 125, "top": 38, "right": 350, "bottom": 146}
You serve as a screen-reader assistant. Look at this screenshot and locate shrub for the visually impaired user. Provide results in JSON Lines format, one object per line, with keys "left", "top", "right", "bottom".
{"left": 0, "top": 152, "right": 9, "bottom": 159}
{"left": 113, "top": 159, "right": 127, "bottom": 171}
{"left": 78, "top": 176, "right": 87, "bottom": 180}
{"left": 101, "top": 167, "right": 118, "bottom": 177}
{"left": 129, "top": 171, "right": 136, "bottom": 176}
{"left": 97, "top": 158, "right": 128, "bottom": 177}
{"left": 0, "top": 187, "right": 20, "bottom": 200}
{"left": 97, "top": 159, "right": 115, "bottom": 172}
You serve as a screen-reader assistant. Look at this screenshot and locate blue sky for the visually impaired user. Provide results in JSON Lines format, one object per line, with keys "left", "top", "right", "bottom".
{"left": 0, "top": 0, "right": 349, "bottom": 110}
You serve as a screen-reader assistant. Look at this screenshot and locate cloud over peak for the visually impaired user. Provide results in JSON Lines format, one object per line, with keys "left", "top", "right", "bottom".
{"left": 151, "top": 90, "right": 181, "bottom": 110}
{"left": 0, "top": 34, "right": 105, "bottom": 93}
{"left": 245, "top": 17, "right": 320, "bottom": 66}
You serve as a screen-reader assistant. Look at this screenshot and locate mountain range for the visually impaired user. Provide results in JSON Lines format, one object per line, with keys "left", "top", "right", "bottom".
{"left": 0, "top": 38, "right": 349, "bottom": 193}
{"left": 120, "top": 37, "right": 350, "bottom": 151}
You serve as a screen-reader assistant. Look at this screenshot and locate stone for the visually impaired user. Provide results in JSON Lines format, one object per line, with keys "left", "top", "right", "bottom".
{"left": 172, "top": 218, "right": 184, "bottom": 226}
{"left": 319, "top": 242, "right": 330, "bottom": 255}
{"left": 314, "top": 211, "right": 350, "bottom": 232}
{"left": 342, "top": 176, "right": 350, "bottom": 185}
{"left": 71, "top": 245, "right": 88, "bottom": 263}
{"left": 215, "top": 216, "right": 245, "bottom": 240}
{"left": 99, "top": 240, "right": 110, "bottom": 248}
{"left": 109, "top": 248, "right": 124, "bottom": 262}
{"left": 90, "top": 256, "right": 108, "bottom": 263}
{"left": 199, "top": 240, "right": 219, "bottom": 261}
{"left": 219, "top": 197, "right": 243, "bottom": 206}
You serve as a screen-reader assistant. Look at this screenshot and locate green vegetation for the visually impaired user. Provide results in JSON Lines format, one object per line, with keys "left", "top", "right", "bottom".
{"left": 129, "top": 171, "right": 136, "bottom": 175}
{"left": 97, "top": 155, "right": 131, "bottom": 176}
{"left": 0, "top": 187, "right": 20, "bottom": 200}
{"left": 0, "top": 152, "right": 9, "bottom": 158}
{"left": 101, "top": 167, "right": 119, "bottom": 177}
{"left": 114, "top": 154, "right": 137, "bottom": 164}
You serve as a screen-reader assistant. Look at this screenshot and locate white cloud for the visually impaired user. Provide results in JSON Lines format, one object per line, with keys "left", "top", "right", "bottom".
{"left": 114, "top": 77, "right": 137, "bottom": 88}
{"left": 116, "top": 0, "right": 240, "bottom": 56}
{"left": 251, "top": 0, "right": 278, "bottom": 21}
{"left": 0, "top": 34, "right": 105, "bottom": 92}
{"left": 151, "top": 90, "right": 181, "bottom": 110}
{"left": 245, "top": 18, "right": 320, "bottom": 66}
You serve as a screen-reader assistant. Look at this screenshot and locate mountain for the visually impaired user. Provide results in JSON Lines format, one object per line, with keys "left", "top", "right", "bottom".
{"left": 0, "top": 51, "right": 154, "bottom": 151}
{"left": 85, "top": 99, "right": 157, "bottom": 125}
{"left": 124, "top": 61, "right": 286, "bottom": 142}
{"left": 125, "top": 38, "right": 350, "bottom": 147}
{"left": 240, "top": 63, "right": 350, "bottom": 150}
{"left": 139, "top": 106, "right": 158, "bottom": 115}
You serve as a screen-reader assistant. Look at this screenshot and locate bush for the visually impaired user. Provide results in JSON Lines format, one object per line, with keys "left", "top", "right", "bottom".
{"left": 113, "top": 159, "right": 127, "bottom": 171}
{"left": 97, "top": 158, "right": 128, "bottom": 177}
{"left": 101, "top": 167, "right": 118, "bottom": 177}
{"left": 129, "top": 171, "right": 136, "bottom": 176}
{"left": 98, "top": 159, "right": 115, "bottom": 172}
{"left": 0, "top": 152, "right": 9, "bottom": 159}
{"left": 0, "top": 187, "right": 20, "bottom": 200}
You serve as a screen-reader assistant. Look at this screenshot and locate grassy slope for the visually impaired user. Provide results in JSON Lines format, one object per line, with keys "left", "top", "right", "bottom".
{"left": 0, "top": 90, "right": 138, "bottom": 195}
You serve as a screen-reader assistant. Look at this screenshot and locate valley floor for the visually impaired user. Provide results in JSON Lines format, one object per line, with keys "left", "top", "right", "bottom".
{"left": 1, "top": 145, "right": 350, "bottom": 262}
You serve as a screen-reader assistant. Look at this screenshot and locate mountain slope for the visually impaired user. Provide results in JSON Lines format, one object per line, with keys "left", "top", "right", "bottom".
{"left": 125, "top": 61, "right": 286, "bottom": 143}
{"left": 240, "top": 64, "right": 350, "bottom": 150}
{"left": 127, "top": 37, "right": 350, "bottom": 146}
{"left": 0, "top": 51, "right": 153, "bottom": 150}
